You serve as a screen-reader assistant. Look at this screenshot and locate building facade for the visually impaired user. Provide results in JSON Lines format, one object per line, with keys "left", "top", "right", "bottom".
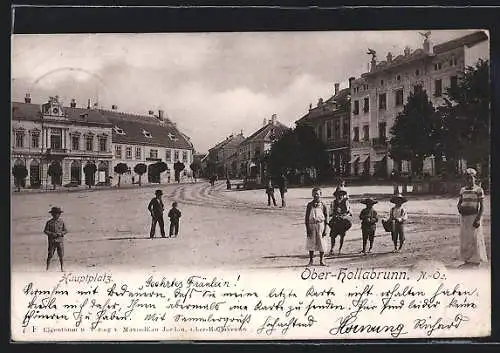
{"left": 349, "top": 30, "right": 489, "bottom": 177}
{"left": 207, "top": 132, "right": 245, "bottom": 178}
{"left": 237, "top": 114, "right": 289, "bottom": 183}
{"left": 11, "top": 96, "right": 195, "bottom": 188}
{"left": 296, "top": 83, "right": 351, "bottom": 177}
{"left": 11, "top": 95, "right": 113, "bottom": 188}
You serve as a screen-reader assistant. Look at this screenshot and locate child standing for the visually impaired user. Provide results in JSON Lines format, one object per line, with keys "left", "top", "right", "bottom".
{"left": 359, "top": 198, "right": 379, "bottom": 254}
{"left": 266, "top": 176, "right": 277, "bottom": 207}
{"left": 44, "top": 206, "right": 68, "bottom": 271}
{"left": 167, "top": 202, "right": 182, "bottom": 237}
{"left": 329, "top": 186, "right": 352, "bottom": 255}
{"left": 305, "top": 187, "right": 328, "bottom": 266}
{"left": 388, "top": 194, "right": 408, "bottom": 252}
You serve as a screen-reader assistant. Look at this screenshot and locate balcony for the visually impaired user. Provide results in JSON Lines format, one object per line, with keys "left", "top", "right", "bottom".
{"left": 45, "top": 148, "right": 68, "bottom": 156}
{"left": 351, "top": 139, "right": 371, "bottom": 149}
{"left": 372, "top": 137, "right": 388, "bottom": 149}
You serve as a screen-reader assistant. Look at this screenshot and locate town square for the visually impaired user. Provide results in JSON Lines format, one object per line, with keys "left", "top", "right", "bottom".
{"left": 11, "top": 29, "right": 491, "bottom": 272}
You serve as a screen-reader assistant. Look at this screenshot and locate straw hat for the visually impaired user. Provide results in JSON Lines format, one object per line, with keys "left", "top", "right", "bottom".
{"left": 360, "top": 197, "right": 378, "bottom": 205}
{"left": 333, "top": 186, "right": 348, "bottom": 196}
{"left": 49, "top": 206, "right": 63, "bottom": 214}
{"left": 390, "top": 194, "right": 407, "bottom": 204}
{"left": 465, "top": 168, "right": 477, "bottom": 177}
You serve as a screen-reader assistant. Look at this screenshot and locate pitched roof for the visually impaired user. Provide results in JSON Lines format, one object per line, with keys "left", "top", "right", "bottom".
{"left": 296, "top": 88, "right": 350, "bottom": 124}
{"left": 241, "top": 121, "right": 289, "bottom": 145}
{"left": 12, "top": 102, "right": 113, "bottom": 126}
{"left": 208, "top": 134, "right": 245, "bottom": 152}
{"left": 433, "top": 30, "right": 488, "bottom": 54}
{"left": 12, "top": 101, "right": 193, "bottom": 150}
{"left": 101, "top": 109, "right": 193, "bottom": 149}
{"left": 362, "top": 31, "right": 488, "bottom": 77}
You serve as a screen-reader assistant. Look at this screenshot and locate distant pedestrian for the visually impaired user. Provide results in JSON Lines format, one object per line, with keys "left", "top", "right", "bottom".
{"left": 44, "top": 206, "right": 68, "bottom": 271}
{"left": 266, "top": 177, "right": 277, "bottom": 207}
{"left": 457, "top": 168, "right": 488, "bottom": 267}
{"left": 278, "top": 172, "right": 288, "bottom": 207}
{"left": 328, "top": 185, "right": 352, "bottom": 255}
{"left": 305, "top": 187, "right": 328, "bottom": 266}
{"left": 168, "top": 201, "right": 182, "bottom": 238}
{"left": 359, "top": 198, "right": 379, "bottom": 254}
{"left": 148, "top": 189, "right": 166, "bottom": 238}
{"left": 388, "top": 193, "right": 408, "bottom": 252}
{"left": 226, "top": 177, "right": 231, "bottom": 190}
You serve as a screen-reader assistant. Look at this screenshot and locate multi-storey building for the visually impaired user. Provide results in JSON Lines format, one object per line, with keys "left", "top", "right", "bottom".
{"left": 11, "top": 96, "right": 195, "bottom": 188}
{"left": 207, "top": 132, "right": 245, "bottom": 178}
{"left": 107, "top": 109, "right": 194, "bottom": 184}
{"left": 237, "top": 114, "right": 289, "bottom": 183}
{"left": 296, "top": 83, "right": 351, "bottom": 177}
{"left": 11, "top": 95, "right": 113, "bottom": 188}
{"left": 349, "top": 30, "right": 489, "bottom": 177}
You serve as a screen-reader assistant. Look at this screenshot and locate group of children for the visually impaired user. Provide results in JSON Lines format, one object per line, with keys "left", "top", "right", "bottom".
{"left": 44, "top": 189, "right": 182, "bottom": 271}
{"left": 305, "top": 183, "right": 408, "bottom": 266}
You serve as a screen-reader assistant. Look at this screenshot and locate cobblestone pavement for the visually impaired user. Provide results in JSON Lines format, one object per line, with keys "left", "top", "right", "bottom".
{"left": 11, "top": 181, "right": 491, "bottom": 272}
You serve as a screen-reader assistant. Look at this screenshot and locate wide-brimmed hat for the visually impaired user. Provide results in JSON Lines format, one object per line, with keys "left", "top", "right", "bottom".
{"left": 360, "top": 198, "right": 378, "bottom": 205}
{"left": 155, "top": 189, "right": 163, "bottom": 195}
{"left": 465, "top": 168, "right": 477, "bottom": 177}
{"left": 49, "top": 206, "right": 63, "bottom": 214}
{"left": 390, "top": 194, "right": 407, "bottom": 204}
{"left": 333, "top": 186, "right": 348, "bottom": 196}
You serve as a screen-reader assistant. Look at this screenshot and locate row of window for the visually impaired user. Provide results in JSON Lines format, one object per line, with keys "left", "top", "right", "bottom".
{"left": 352, "top": 76, "right": 458, "bottom": 115}
{"left": 114, "top": 145, "right": 189, "bottom": 163}
{"left": 352, "top": 122, "right": 387, "bottom": 142}
{"left": 14, "top": 129, "right": 108, "bottom": 152}
{"left": 317, "top": 120, "right": 350, "bottom": 140}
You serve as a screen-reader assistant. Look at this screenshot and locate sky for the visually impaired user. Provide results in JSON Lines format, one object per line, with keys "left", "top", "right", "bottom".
{"left": 11, "top": 30, "right": 479, "bottom": 153}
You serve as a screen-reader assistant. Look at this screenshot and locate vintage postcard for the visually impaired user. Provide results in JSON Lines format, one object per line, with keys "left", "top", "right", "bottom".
{"left": 10, "top": 28, "right": 491, "bottom": 341}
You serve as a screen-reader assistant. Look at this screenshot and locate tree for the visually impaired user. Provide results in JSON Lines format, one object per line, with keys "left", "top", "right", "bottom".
{"left": 114, "top": 163, "right": 129, "bottom": 187}
{"left": 174, "top": 161, "right": 185, "bottom": 183}
{"left": 190, "top": 161, "right": 201, "bottom": 182}
{"left": 134, "top": 163, "right": 147, "bottom": 186}
{"left": 268, "top": 125, "right": 329, "bottom": 182}
{"left": 12, "top": 164, "right": 28, "bottom": 192}
{"left": 149, "top": 162, "right": 168, "bottom": 183}
{"left": 83, "top": 163, "right": 97, "bottom": 188}
{"left": 438, "top": 59, "right": 490, "bottom": 176}
{"left": 389, "top": 86, "right": 439, "bottom": 176}
{"left": 47, "top": 161, "right": 63, "bottom": 189}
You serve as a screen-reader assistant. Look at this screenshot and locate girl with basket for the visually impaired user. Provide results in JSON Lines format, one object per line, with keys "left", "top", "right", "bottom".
{"left": 328, "top": 185, "right": 352, "bottom": 255}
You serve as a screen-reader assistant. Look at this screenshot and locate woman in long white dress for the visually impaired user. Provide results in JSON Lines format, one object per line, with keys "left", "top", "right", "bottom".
{"left": 457, "top": 168, "right": 488, "bottom": 267}
{"left": 305, "top": 187, "right": 328, "bottom": 266}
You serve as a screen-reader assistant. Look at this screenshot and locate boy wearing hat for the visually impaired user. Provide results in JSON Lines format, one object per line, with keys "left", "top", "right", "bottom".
{"left": 167, "top": 201, "right": 182, "bottom": 237}
{"left": 359, "top": 198, "right": 379, "bottom": 254}
{"left": 148, "top": 189, "right": 166, "bottom": 238}
{"left": 44, "top": 206, "right": 68, "bottom": 271}
{"left": 329, "top": 185, "right": 352, "bottom": 255}
{"left": 389, "top": 194, "right": 408, "bottom": 252}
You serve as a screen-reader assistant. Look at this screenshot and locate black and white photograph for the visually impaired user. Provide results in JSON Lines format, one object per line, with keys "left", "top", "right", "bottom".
{"left": 10, "top": 18, "right": 492, "bottom": 341}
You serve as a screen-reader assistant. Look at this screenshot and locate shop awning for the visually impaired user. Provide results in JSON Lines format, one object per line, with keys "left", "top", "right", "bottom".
{"left": 372, "top": 155, "right": 387, "bottom": 163}
{"left": 359, "top": 155, "right": 370, "bottom": 163}
{"left": 348, "top": 156, "right": 360, "bottom": 164}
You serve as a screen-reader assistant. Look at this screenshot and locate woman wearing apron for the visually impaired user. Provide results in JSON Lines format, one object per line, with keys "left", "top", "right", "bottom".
{"left": 305, "top": 187, "right": 328, "bottom": 266}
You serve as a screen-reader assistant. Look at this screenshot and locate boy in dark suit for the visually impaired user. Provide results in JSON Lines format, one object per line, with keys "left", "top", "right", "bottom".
{"left": 44, "top": 206, "right": 68, "bottom": 271}
{"left": 148, "top": 189, "right": 166, "bottom": 238}
{"left": 359, "top": 198, "right": 378, "bottom": 254}
{"left": 168, "top": 201, "right": 182, "bottom": 237}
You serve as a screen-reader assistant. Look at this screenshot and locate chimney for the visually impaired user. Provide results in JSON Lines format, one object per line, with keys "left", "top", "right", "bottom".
{"left": 148, "top": 110, "right": 154, "bottom": 115}
{"left": 334, "top": 83, "right": 340, "bottom": 95}
{"left": 317, "top": 98, "right": 324, "bottom": 107}
{"left": 24, "top": 93, "right": 31, "bottom": 103}
{"left": 87, "top": 99, "right": 91, "bottom": 109}
{"left": 158, "top": 109, "right": 164, "bottom": 121}
{"left": 387, "top": 52, "right": 393, "bottom": 62}
{"left": 423, "top": 34, "right": 432, "bottom": 54}
{"left": 263, "top": 118, "right": 267, "bottom": 126}
{"left": 239, "top": 129, "right": 243, "bottom": 136}
{"left": 70, "top": 99, "right": 76, "bottom": 108}
{"left": 348, "top": 77, "right": 355, "bottom": 89}
{"left": 111, "top": 104, "right": 118, "bottom": 110}
{"left": 271, "top": 114, "right": 277, "bottom": 125}
{"left": 404, "top": 46, "right": 411, "bottom": 56}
